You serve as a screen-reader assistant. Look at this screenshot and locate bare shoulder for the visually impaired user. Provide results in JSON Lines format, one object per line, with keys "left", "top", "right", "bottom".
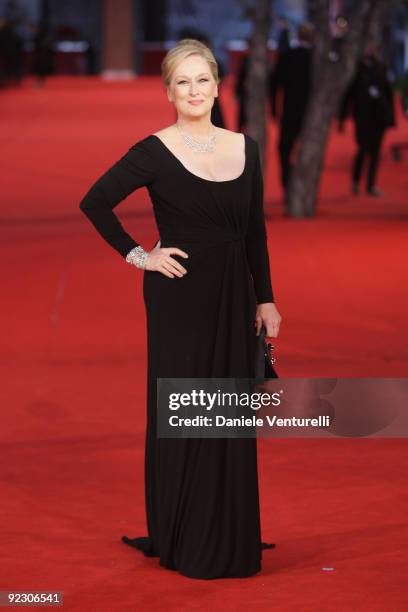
{"left": 152, "top": 126, "right": 176, "bottom": 143}
{"left": 215, "top": 127, "right": 245, "bottom": 149}
{"left": 215, "top": 127, "right": 244, "bottom": 140}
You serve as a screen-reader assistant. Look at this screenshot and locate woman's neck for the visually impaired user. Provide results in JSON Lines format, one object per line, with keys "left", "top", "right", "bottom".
{"left": 175, "top": 115, "right": 214, "bottom": 138}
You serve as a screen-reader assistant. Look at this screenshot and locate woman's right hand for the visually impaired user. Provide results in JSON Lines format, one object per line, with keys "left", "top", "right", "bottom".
{"left": 145, "top": 241, "right": 189, "bottom": 278}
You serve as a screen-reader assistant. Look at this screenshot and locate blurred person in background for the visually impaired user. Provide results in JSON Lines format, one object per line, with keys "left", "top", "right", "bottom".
{"left": 31, "top": 25, "right": 54, "bottom": 87}
{"left": 339, "top": 43, "right": 396, "bottom": 197}
{"left": 0, "top": 17, "right": 23, "bottom": 85}
{"left": 0, "top": 18, "right": 7, "bottom": 85}
{"left": 276, "top": 16, "right": 290, "bottom": 55}
{"left": 401, "top": 69, "right": 408, "bottom": 117}
{"left": 269, "top": 22, "right": 314, "bottom": 207}
{"left": 235, "top": 37, "right": 251, "bottom": 132}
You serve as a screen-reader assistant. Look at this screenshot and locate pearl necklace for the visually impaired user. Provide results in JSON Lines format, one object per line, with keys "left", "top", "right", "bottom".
{"left": 176, "top": 123, "right": 217, "bottom": 153}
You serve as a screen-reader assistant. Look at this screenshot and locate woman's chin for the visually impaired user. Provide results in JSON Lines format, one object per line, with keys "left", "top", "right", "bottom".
{"left": 181, "top": 105, "right": 211, "bottom": 118}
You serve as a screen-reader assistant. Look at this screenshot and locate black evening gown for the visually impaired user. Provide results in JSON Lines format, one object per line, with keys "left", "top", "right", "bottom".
{"left": 79, "top": 133, "right": 275, "bottom": 579}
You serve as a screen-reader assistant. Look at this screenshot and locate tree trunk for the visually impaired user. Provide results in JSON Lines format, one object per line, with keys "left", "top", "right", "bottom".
{"left": 245, "top": 0, "right": 271, "bottom": 167}
{"left": 288, "top": 0, "right": 387, "bottom": 217}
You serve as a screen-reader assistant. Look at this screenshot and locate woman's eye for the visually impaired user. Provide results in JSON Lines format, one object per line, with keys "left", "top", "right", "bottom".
{"left": 177, "top": 79, "right": 208, "bottom": 84}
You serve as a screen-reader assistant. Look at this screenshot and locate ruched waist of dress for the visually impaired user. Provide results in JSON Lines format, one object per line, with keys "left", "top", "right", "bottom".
{"left": 159, "top": 230, "right": 246, "bottom": 245}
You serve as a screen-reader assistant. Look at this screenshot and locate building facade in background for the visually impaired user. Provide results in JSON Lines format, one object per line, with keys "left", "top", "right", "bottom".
{"left": 1, "top": 0, "right": 408, "bottom": 78}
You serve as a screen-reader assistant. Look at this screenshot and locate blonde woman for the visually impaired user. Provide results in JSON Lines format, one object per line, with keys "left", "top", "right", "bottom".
{"left": 79, "top": 38, "right": 282, "bottom": 579}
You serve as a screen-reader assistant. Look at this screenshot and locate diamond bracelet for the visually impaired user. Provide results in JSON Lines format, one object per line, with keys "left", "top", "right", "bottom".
{"left": 125, "top": 245, "right": 149, "bottom": 269}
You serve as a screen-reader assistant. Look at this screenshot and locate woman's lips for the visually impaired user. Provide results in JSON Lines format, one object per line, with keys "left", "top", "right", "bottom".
{"left": 188, "top": 100, "right": 204, "bottom": 105}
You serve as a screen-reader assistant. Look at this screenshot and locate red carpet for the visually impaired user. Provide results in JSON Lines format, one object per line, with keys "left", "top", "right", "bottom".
{"left": 1, "top": 76, "right": 407, "bottom": 610}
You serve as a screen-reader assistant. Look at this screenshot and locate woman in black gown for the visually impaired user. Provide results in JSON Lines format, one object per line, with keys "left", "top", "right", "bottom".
{"left": 79, "top": 38, "right": 282, "bottom": 579}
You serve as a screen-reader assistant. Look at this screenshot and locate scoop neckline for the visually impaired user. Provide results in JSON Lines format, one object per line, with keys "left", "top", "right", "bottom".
{"left": 149, "top": 133, "right": 248, "bottom": 184}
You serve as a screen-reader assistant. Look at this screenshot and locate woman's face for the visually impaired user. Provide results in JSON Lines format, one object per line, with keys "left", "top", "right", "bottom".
{"left": 167, "top": 54, "right": 218, "bottom": 120}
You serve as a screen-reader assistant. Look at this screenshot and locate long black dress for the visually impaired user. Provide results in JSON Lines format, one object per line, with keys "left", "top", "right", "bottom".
{"left": 79, "top": 133, "right": 275, "bottom": 579}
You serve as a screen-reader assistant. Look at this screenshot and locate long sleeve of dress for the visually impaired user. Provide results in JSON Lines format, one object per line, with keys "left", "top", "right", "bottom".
{"left": 245, "top": 146, "right": 275, "bottom": 304}
{"left": 79, "top": 141, "right": 155, "bottom": 258}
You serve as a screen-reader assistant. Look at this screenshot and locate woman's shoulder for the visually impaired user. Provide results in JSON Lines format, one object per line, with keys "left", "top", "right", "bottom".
{"left": 118, "top": 134, "right": 161, "bottom": 177}
{"left": 151, "top": 126, "right": 174, "bottom": 139}
{"left": 129, "top": 133, "right": 158, "bottom": 151}
{"left": 124, "top": 133, "right": 163, "bottom": 164}
{"left": 216, "top": 128, "right": 258, "bottom": 152}
{"left": 121, "top": 128, "right": 175, "bottom": 176}
{"left": 128, "top": 127, "right": 175, "bottom": 153}
{"left": 214, "top": 128, "right": 260, "bottom": 163}
{"left": 215, "top": 127, "right": 243, "bottom": 143}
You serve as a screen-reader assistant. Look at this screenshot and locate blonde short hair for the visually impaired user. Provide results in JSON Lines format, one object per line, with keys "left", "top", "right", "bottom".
{"left": 161, "top": 38, "right": 219, "bottom": 87}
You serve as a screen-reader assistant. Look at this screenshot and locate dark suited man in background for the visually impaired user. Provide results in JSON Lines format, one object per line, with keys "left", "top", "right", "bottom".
{"left": 276, "top": 16, "right": 290, "bottom": 55}
{"left": 235, "top": 38, "right": 251, "bottom": 132}
{"left": 269, "top": 22, "right": 314, "bottom": 206}
{"left": 339, "top": 43, "right": 395, "bottom": 197}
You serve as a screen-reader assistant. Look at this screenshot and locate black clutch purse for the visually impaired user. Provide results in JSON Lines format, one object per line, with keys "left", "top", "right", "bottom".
{"left": 254, "top": 325, "right": 278, "bottom": 379}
